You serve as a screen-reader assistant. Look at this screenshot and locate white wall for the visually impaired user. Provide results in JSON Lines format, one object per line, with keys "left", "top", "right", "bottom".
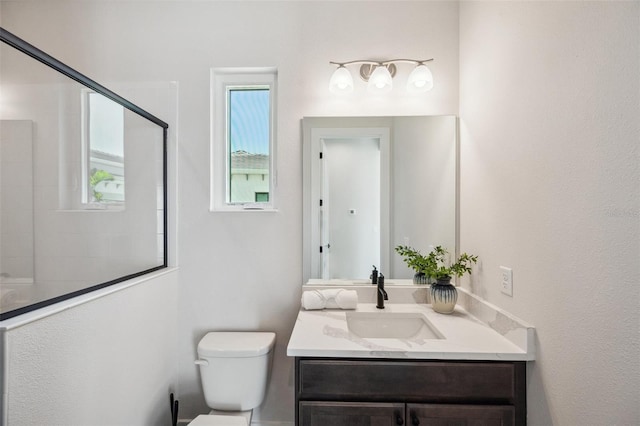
{"left": 459, "top": 1, "right": 639, "bottom": 424}
{"left": 2, "top": 269, "right": 179, "bottom": 425}
{"left": 1, "top": 1, "right": 460, "bottom": 424}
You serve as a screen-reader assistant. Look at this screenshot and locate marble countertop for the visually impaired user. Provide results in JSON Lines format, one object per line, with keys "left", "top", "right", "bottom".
{"left": 287, "top": 302, "right": 535, "bottom": 361}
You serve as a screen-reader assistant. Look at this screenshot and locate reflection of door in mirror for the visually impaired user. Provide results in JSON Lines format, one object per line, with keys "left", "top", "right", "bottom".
{"left": 304, "top": 121, "right": 391, "bottom": 282}
{"left": 321, "top": 138, "right": 380, "bottom": 279}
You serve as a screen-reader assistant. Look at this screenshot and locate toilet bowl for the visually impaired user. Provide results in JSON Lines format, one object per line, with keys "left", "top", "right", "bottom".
{"left": 190, "top": 331, "right": 276, "bottom": 426}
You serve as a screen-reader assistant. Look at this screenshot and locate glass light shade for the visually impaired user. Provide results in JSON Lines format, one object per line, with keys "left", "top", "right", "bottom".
{"left": 406, "top": 64, "right": 434, "bottom": 93}
{"left": 367, "top": 65, "right": 393, "bottom": 94}
{"left": 329, "top": 66, "right": 354, "bottom": 94}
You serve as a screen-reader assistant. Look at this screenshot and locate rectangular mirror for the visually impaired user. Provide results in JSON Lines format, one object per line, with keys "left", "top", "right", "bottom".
{"left": 302, "top": 116, "right": 457, "bottom": 283}
{"left": 0, "top": 28, "right": 168, "bottom": 320}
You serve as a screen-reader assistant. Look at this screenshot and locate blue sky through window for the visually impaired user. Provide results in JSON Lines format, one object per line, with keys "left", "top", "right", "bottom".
{"left": 229, "top": 88, "right": 269, "bottom": 155}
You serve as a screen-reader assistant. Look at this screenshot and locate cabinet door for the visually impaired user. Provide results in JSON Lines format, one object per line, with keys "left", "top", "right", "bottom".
{"left": 407, "top": 404, "right": 515, "bottom": 426}
{"left": 300, "top": 401, "right": 405, "bottom": 426}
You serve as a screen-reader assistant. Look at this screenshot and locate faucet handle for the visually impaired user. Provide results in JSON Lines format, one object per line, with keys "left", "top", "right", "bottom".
{"left": 370, "top": 265, "right": 378, "bottom": 284}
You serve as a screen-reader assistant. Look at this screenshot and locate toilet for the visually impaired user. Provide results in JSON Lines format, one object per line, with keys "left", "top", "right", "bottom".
{"left": 191, "top": 331, "right": 276, "bottom": 426}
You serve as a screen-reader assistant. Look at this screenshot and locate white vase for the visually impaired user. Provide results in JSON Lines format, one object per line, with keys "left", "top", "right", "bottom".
{"left": 430, "top": 277, "right": 458, "bottom": 314}
{"left": 413, "top": 272, "right": 428, "bottom": 284}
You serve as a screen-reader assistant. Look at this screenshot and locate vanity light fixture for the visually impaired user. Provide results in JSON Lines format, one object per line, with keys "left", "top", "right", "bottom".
{"left": 329, "top": 59, "right": 434, "bottom": 94}
{"left": 328, "top": 64, "right": 354, "bottom": 94}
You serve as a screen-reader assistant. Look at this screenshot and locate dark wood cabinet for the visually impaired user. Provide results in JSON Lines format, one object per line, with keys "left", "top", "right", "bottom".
{"left": 295, "top": 358, "right": 526, "bottom": 426}
{"left": 300, "top": 402, "right": 405, "bottom": 426}
{"left": 408, "top": 403, "right": 515, "bottom": 426}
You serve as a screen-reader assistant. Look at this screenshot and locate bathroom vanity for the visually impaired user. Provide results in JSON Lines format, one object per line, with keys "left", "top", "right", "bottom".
{"left": 287, "top": 287, "right": 535, "bottom": 426}
{"left": 296, "top": 357, "right": 525, "bottom": 425}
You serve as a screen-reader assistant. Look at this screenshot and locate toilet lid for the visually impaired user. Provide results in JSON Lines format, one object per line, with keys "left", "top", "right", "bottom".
{"left": 188, "top": 414, "right": 247, "bottom": 426}
{"left": 198, "top": 332, "right": 276, "bottom": 358}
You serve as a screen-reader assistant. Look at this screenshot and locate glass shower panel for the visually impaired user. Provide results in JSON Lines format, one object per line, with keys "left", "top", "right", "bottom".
{"left": 0, "top": 28, "right": 167, "bottom": 320}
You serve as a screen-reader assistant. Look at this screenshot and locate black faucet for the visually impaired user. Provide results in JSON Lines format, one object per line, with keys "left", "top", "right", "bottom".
{"left": 370, "top": 265, "right": 378, "bottom": 285}
{"left": 376, "top": 273, "right": 388, "bottom": 309}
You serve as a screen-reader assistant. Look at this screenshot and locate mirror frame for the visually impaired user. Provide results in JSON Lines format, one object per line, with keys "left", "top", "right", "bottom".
{"left": 0, "top": 27, "right": 169, "bottom": 320}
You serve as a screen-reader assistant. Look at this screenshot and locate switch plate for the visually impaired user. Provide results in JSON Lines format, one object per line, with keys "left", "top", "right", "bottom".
{"left": 500, "top": 266, "right": 513, "bottom": 296}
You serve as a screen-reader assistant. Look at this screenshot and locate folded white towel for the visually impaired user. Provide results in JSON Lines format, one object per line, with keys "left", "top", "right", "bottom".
{"left": 301, "top": 289, "right": 358, "bottom": 310}
{"left": 301, "top": 290, "right": 326, "bottom": 310}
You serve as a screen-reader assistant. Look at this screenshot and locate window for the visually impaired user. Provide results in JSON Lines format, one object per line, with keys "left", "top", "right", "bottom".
{"left": 82, "top": 91, "right": 125, "bottom": 207}
{"left": 211, "top": 68, "right": 277, "bottom": 211}
{"left": 255, "top": 192, "right": 269, "bottom": 202}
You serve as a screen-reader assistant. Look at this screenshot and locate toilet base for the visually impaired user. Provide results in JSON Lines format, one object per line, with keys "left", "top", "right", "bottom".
{"left": 209, "top": 408, "right": 252, "bottom": 423}
{"left": 188, "top": 409, "right": 252, "bottom": 426}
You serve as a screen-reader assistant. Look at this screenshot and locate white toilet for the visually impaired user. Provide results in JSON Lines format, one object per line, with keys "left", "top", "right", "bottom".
{"left": 190, "top": 331, "right": 276, "bottom": 426}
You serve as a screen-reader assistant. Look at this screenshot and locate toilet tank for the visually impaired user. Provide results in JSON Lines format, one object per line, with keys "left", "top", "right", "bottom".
{"left": 196, "top": 332, "right": 276, "bottom": 411}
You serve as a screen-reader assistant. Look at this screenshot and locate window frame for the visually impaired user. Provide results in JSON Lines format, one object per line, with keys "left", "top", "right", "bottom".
{"left": 210, "top": 67, "right": 278, "bottom": 212}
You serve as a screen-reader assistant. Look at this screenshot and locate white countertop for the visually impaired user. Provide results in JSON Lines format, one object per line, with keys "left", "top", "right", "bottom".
{"left": 287, "top": 302, "right": 534, "bottom": 361}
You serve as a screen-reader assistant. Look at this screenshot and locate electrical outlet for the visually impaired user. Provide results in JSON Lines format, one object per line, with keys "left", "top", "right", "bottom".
{"left": 500, "top": 266, "right": 513, "bottom": 296}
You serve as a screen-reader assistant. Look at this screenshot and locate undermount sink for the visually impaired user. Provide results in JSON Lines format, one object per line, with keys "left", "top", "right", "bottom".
{"left": 346, "top": 311, "right": 444, "bottom": 339}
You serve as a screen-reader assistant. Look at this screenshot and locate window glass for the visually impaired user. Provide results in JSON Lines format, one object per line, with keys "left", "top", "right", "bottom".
{"left": 228, "top": 87, "right": 270, "bottom": 204}
{"left": 86, "top": 92, "right": 125, "bottom": 204}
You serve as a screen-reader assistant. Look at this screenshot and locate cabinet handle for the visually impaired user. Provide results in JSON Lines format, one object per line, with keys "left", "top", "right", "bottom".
{"left": 411, "top": 412, "right": 420, "bottom": 426}
{"left": 395, "top": 412, "right": 404, "bottom": 425}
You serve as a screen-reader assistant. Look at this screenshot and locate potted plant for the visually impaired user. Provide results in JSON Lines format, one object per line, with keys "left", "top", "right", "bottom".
{"left": 425, "top": 246, "right": 477, "bottom": 314}
{"left": 394, "top": 245, "right": 436, "bottom": 284}
{"left": 395, "top": 245, "right": 478, "bottom": 314}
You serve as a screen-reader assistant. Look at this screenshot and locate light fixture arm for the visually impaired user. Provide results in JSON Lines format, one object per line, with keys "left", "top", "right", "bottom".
{"left": 382, "top": 58, "right": 434, "bottom": 66}
{"left": 329, "top": 60, "right": 382, "bottom": 67}
{"left": 329, "top": 58, "right": 433, "bottom": 67}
